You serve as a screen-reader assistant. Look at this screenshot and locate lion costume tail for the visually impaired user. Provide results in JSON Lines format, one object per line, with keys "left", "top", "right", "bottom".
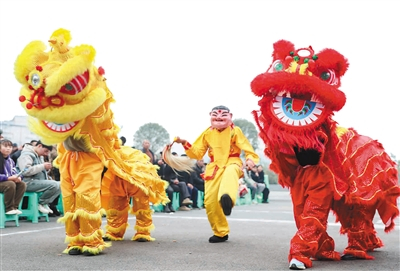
{"left": 162, "top": 143, "right": 194, "bottom": 174}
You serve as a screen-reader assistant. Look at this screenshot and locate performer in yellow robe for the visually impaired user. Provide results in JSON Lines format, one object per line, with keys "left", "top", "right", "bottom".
{"left": 174, "top": 105, "right": 259, "bottom": 243}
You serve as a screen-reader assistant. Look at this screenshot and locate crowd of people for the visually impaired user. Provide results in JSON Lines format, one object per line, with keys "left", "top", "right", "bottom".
{"left": 1, "top": 132, "right": 270, "bottom": 220}
{"left": 0, "top": 137, "right": 61, "bottom": 217}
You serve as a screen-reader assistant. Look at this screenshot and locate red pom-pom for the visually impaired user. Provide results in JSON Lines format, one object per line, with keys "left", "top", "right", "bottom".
{"left": 19, "top": 95, "right": 26, "bottom": 102}
{"left": 36, "top": 66, "right": 43, "bottom": 71}
{"left": 25, "top": 75, "right": 29, "bottom": 81}
{"left": 26, "top": 103, "right": 33, "bottom": 109}
{"left": 29, "top": 85, "right": 34, "bottom": 90}
{"left": 98, "top": 66, "right": 105, "bottom": 76}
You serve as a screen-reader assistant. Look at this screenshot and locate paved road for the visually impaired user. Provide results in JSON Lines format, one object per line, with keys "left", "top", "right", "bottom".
{"left": 1, "top": 185, "right": 399, "bottom": 271}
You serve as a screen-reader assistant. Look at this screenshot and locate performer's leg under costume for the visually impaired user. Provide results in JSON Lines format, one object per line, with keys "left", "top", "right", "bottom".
{"left": 204, "top": 164, "right": 240, "bottom": 237}
{"left": 58, "top": 151, "right": 109, "bottom": 255}
{"left": 102, "top": 175, "right": 154, "bottom": 241}
{"left": 289, "top": 165, "right": 340, "bottom": 268}
{"left": 333, "top": 199, "right": 382, "bottom": 259}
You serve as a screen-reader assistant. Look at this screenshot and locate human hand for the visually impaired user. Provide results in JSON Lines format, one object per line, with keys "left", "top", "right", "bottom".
{"left": 44, "top": 162, "right": 52, "bottom": 170}
{"left": 172, "top": 179, "right": 179, "bottom": 185}
{"left": 9, "top": 175, "right": 22, "bottom": 183}
{"left": 174, "top": 137, "right": 187, "bottom": 145}
{"left": 188, "top": 183, "right": 193, "bottom": 189}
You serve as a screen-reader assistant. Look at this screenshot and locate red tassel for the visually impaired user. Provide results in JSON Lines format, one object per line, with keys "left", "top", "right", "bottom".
{"left": 98, "top": 66, "right": 105, "bottom": 75}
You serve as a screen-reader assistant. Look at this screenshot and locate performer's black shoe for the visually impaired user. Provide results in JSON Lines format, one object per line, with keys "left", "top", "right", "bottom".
{"left": 220, "top": 194, "right": 233, "bottom": 216}
{"left": 135, "top": 238, "right": 149, "bottom": 242}
{"left": 102, "top": 236, "right": 112, "bottom": 241}
{"left": 83, "top": 250, "right": 97, "bottom": 256}
{"left": 68, "top": 248, "right": 82, "bottom": 255}
{"left": 341, "top": 254, "right": 359, "bottom": 260}
{"left": 209, "top": 235, "right": 229, "bottom": 243}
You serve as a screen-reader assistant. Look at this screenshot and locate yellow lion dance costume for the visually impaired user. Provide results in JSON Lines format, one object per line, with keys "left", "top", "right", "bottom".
{"left": 14, "top": 28, "right": 169, "bottom": 256}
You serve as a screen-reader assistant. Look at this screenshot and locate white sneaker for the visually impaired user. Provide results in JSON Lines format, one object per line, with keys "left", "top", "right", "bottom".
{"left": 44, "top": 205, "right": 53, "bottom": 214}
{"left": 38, "top": 204, "right": 50, "bottom": 214}
{"left": 15, "top": 209, "right": 23, "bottom": 215}
{"left": 289, "top": 258, "right": 306, "bottom": 270}
{"left": 5, "top": 209, "right": 18, "bottom": 215}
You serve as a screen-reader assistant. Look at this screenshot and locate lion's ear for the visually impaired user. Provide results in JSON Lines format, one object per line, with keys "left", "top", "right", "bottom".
{"left": 272, "top": 40, "right": 295, "bottom": 60}
{"left": 14, "top": 41, "right": 49, "bottom": 85}
{"left": 316, "top": 48, "right": 349, "bottom": 77}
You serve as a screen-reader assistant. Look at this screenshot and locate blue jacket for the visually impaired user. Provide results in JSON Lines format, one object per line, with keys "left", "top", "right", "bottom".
{"left": 0, "top": 156, "right": 19, "bottom": 182}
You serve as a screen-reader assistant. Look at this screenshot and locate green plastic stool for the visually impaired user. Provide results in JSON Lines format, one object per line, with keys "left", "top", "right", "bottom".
{"left": 197, "top": 191, "right": 204, "bottom": 208}
{"left": 0, "top": 193, "right": 20, "bottom": 229}
{"left": 57, "top": 196, "right": 64, "bottom": 215}
{"left": 172, "top": 192, "right": 180, "bottom": 210}
{"left": 19, "top": 192, "right": 49, "bottom": 223}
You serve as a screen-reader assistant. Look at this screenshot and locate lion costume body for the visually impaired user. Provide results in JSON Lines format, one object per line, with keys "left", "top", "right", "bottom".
{"left": 14, "top": 29, "right": 169, "bottom": 255}
{"left": 251, "top": 40, "right": 399, "bottom": 269}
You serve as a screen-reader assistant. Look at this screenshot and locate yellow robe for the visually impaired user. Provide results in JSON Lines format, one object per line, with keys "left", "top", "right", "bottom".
{"left": 184, "top": 126, "right": 259, "bottom": 237}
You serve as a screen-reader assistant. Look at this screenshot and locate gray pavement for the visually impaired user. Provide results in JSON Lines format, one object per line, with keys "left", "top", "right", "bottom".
{"left": 0, "top": 185, "right": 399, "bottom": 271}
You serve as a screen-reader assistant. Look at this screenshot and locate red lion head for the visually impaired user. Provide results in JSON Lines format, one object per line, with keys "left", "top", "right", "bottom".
{"left": 251, "top": 40, "right": 349, "bottom": 152}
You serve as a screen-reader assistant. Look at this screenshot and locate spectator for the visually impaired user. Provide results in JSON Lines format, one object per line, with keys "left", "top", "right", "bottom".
{"left": 249, "top": 166, "right": 266, "bottom": 204}
{"left": 157, "top": 152, "right": 166, "bottom": 179}
{"left": 48, "top": 145, "right": 61, "bottom": 216}
{"left": 11, "top": 142, "right": 27, "bottom": 164}
{"left": 257, "top": 165, "right": 270, "bottom": 203}
{"left": 30, "top": 140, "right": 38, "bottom": 146}
{"left": 11, "top": 143, "right": 19, "bottom": 156}
{"left": 0, "top": 139, "right": 27, "bottom": 215}
{"left": 141, "top": 139, "right": 157, "bottom": 164}
{"left": 164, "top": 152, "right": 193, "bottom": 211}
{"left": 177, "top": 154, "right": 200, "bottom": 209}
{"left": 191, "top": 159, "right": 205, "bottom": 192}
{"left": 120, "top": 136, "right": 126, "bottom": 146}
{"left": 16, "top": 140, "right": 61, "bottom": 214}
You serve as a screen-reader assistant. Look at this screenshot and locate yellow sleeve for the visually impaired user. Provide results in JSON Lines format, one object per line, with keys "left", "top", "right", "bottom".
{"left": 184, "top": 128, "right": 210, "bottom": 160}
{"left": 234, "top": 126, "right": 260, "bottom": 164}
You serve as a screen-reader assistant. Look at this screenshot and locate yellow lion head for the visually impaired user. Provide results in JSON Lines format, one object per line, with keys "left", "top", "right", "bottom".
{"left": 14, "top": 28, "right": 110, "bottom": 144}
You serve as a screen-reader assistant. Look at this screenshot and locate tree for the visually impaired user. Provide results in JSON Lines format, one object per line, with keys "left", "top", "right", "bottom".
{"left": 233, "top": 118, "right": 259, "bottom": 151}
{"left": 133, "top": 123, "right": 170, "bottom": 154}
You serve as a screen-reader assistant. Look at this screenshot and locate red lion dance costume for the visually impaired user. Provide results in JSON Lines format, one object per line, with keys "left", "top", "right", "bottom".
{"left": 250, "top": 40, "right": 399, "bottom": 270}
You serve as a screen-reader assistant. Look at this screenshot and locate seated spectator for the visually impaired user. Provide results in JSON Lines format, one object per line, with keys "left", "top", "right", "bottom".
{"left": 177, "top": 154, "right": 200, "bottom": 209}
{"left": 257, "top": 165, "right": 270, "bottom": 203}
{"left": 164, "top": 152, "right": 193, "bottom": 211}
{"left": 241, "top": 166, "right": 256, "bottom": 200}
{"left": 11, "top": 143, "right": 26, "bottom": 164}
{"left": 30, "top": 140, "right": 38, "bottom": 146}
{"left": 249, "top": 166, "right": 266, "bottom": 204}
{"left": 0, "top": 139, "right": 27, "bottom": 215}
{"left": 17, "top": 140, "right": 61, "bottom": 214}
{"left": 11, "top": 143, "right": 19, "bottom": 156}
{"left": 191, "top": 159, "right": 205, "bottom": 192}
{"left": 48, "top": 145, "right": 61, "bottom": 216}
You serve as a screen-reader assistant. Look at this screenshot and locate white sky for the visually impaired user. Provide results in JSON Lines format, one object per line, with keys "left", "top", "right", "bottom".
{"left": 0, "top": 0, "right": 399, "bottom": 158}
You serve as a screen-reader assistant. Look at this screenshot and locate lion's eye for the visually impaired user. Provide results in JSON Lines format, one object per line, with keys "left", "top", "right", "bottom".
{"left": 320, "top": 71, "right": 331, "bottom": 81}
{"left": 273, "top": 61, "right": 284, "bottom": 71}
{"left": 31, "top": 73, "right": 40, "bottom": 87}
{"left": 319, "top": 69, "right": 338, "bottom": 85}
{"left": 268, "top": 60, "right": 284, "bottom": 73}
